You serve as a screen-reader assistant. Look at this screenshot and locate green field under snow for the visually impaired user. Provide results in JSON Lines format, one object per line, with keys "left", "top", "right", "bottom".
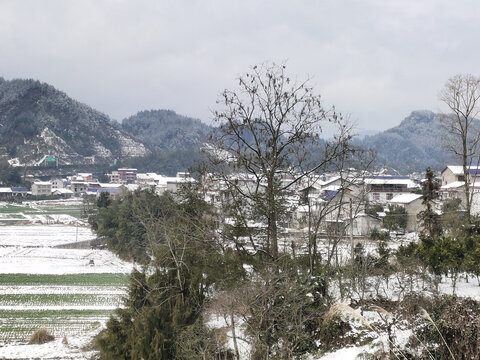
{"left": 0, "top": 201, "right": 129, "bottom": 345}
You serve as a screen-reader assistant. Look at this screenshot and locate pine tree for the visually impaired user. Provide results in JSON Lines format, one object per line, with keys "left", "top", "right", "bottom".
{"left": 418, "top": 167, "right": 442, "bottom": 238}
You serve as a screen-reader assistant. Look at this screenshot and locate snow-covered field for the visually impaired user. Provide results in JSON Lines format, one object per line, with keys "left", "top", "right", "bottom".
{"left": 0, "top": 247, "right": 133, "bottom": 274}
{"left": 0, "top": 225, "right": 94, "bottom": 247}
{"left": 0, "top": 200, "right": 133, "bottom": 359}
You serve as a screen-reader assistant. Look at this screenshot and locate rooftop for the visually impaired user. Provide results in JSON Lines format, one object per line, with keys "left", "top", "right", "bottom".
{"left": 389, "top": 193, "right": 422, "bottom": 204}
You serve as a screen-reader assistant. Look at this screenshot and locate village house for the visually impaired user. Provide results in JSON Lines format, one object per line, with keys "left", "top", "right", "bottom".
{"left": 363, "top": 176, "right": 419, "bottom": 204}
{"left": 11, "top": 187, "right": 29, "bottom": 197}
{"left": 52, "top": 188, "right": 74, "bottom": 198}
{"left": 439, "top": 165, "right": 480, "bottom": 215}
{"left": 96, "top": 184, "right": 127, "bottom": 199}
{"left": 50, "top": 178, "right": 65, "bottom": 189}
{"left": 107, "top": 168, "right": 138, "bottom": 184}
{"left": 0, "top": 188, "right": 12, "bottom": 198}
{"left": 388, "top": 193, "right": 424, "bottom": 232}
{"left": 31, "top": 181, "right": 52, "bottom": 196}
{"left": 345, "top": 213, "right": 383, "bottom": 237}
{"left": 69, "top": 181, "right": 88, "bottom": 196}
{"left": 117, "top": 168, "right": 137, "bottom": 183}
{"left": 296, "top": 184, "right": 377, "bottom": 236}
{"left": 441, "top": 165, "right": 480, "bottom": 186}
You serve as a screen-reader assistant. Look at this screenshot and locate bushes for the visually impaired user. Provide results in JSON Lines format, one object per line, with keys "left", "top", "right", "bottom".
{"left": 29, "top": 328, "right": 54, "bottom": 344}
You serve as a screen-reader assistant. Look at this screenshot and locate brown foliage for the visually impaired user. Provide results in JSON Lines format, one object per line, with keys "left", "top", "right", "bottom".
{"left": 28, "top": 328, "right": 54, "bottom": 344}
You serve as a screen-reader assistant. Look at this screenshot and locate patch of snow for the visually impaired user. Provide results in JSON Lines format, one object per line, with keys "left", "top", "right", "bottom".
{"left": 0, "top": 225, "right": 94, "bottom": 247}
{"left": 8, "top": 158, "right": 22, "bottom": 167}
{"left": 0, "top": 326, "right": 102, "bottom": 359}
{"left": 0, "top": 285, "right": 126, "bottom": 295}
{"left": 0, "top": 247, "right": 134, "bottom": 274}
{"left": 116, "top": 131, "right": 147, "bottom": 157}
{"left": 312, "top": 345, "right": 371, "bottom": 360}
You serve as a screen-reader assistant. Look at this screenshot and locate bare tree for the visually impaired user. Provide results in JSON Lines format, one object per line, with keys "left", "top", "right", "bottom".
{"left": 440, "top": 74, "right": 480, "bottom": 222}
{"left": 207, "top": 62, "right": 352, "bottom": 262}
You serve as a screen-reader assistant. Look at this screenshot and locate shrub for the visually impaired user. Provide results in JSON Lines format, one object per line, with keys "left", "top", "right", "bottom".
{"left": 29, "top": 328, "right": 54, "bottom": 344}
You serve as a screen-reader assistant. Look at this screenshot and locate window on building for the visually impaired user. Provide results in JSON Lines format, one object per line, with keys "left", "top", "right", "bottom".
{"left": 373, "top": 193, "right": 380, "bottom": 201}
{"left": 386, "top": 193, "right": 393, "bottom": 200}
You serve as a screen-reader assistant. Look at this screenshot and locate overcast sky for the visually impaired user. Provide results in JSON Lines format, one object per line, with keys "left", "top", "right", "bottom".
{"left": 1, "top": 0, "right": 479, "bottom": 132}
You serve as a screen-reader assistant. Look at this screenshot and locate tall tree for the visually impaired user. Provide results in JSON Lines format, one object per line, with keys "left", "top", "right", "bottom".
{"left": 208, "top": 62, "right": 352, "bottom": 262}
{"left": 440, "top": 74, "right": 480, "bottom": 223}
{"left": 418, "top": 167, "right": 442, "bottom": 238}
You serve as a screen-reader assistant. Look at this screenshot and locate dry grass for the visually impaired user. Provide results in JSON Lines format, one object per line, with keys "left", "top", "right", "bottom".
{"left": 28, "top": 328, "right": 54, "bottom": 344}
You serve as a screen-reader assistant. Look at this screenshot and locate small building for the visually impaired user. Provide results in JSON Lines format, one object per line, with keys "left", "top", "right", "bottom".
{"left": 441, "top": 165, "right": 480, "bottom": 186}
{"left": 52, "top": 188, "right": 74, "bottom": 198}
{"left": 388, "top": 193, "right": 424, "bottom": 232}
{"left": 70, "top": 181, "right": 88, "bottom": 195}
{"left": 0, "top": 188, "right": 12, "bottom": 198}
{"left": 346, "top": 213, "right": 383, "bottom": 237}
{"left": 32, "top": 181, "right": 52, "bottom": 196}
{"left": 51, "top": 178, "right": 65, "bottom": 190}
{"left": 117, "top": 168, "right": 137, "bottom": 183}
{"left": 11, "top": 187, "right": 29, "bottom": 197}
{"left": 364, "top": 176, "right": 419, "bottom": 204}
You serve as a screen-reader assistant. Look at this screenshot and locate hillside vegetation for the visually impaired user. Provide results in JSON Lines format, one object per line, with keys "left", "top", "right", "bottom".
{"left": 0, "top": 78, "right": 147, "bottom": 166}
{"left": 359, "top": 110, "right": 460, "bottom": 173}
{"left": 119, "top": 110, "right": 210, "bottom": 175}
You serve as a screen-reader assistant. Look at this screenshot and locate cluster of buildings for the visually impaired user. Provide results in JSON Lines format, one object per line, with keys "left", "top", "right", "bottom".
{"left": 0, "top": 168, "right": 193, "bottom": 200}
{"left": 289, "top": 165, "right": 480, "bottom": 236}
{"left": 201, "top": 165, "right": 480, "bottom": 237}
{"left": 1, "top": 164, "right": 477, "bottom": 237}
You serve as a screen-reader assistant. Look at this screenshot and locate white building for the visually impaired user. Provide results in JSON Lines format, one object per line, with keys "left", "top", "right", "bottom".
{"left": 364, "top": 176, "right": 419, "bottom": 204}
{"left": 51, "top": 178, "right": 65, "bottom": 189}
{"left": 32, "top": 181, "right": 52, "bottom": 196}
{"left": 388, "top": 193, "right": 424, "bottom": 232}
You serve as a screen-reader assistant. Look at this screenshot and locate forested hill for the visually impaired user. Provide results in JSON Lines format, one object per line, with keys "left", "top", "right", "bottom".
{"left": 358, "top": 110, "right": 459, "bottom": 173}
{"left": 119, "top": 110, "right": 211, "bottom": 175}
{"left": 122, "top": 109, "right": 210, "bottom": 150}
{"left": 0, "top": 78, "right": 148, "bottom": 166}
{"left": 0, "top": 76, "right": 465, "bottom": 174}
{"left": 121, "top": 109, "right": 464, "bottom": 175}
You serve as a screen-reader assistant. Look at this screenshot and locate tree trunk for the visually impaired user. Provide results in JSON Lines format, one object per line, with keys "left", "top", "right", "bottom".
{"left": 230, "top": 311, "right": 240, "bottom": 360}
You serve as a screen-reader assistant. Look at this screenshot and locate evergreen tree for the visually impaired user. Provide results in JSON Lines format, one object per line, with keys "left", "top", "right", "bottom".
{"left": 384, "top": 205, "right": 407, "bottom": 231}
{"left": 418, "top": 167, "right": 442, "bottom": 238}
{"left": 96, "top": 185, "right": 244, "bottom": 359}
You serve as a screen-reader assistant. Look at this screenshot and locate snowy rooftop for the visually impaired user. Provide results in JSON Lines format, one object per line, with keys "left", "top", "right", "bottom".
{"left": 441, "top": 181, "right": 464, "bottom": 190}
{"left": 33, "top": 181, "right": 52, "bottom": 186}
{"left": 137, "top": 172, "right": 166, "bottom": 181}
{"left": 388, "top": 193, "right": 422, "bottom": 204}
{"left": 52, "top": 188, "right": 73, "bottom": 194}
{"left": 444, "top": 165, "right": 480, "bottom": 175}
{"left": 364, "top": 177, "right": 416, "bottom": 187}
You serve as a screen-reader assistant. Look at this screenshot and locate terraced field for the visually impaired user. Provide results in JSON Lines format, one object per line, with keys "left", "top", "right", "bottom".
{"left": 0, "top": 200, "right": 84, "bottom": 223}
{"left": 0, "top": 278, "right": 126, "bottom": 344}
{"left": 0, "top": 199, "right": 133, "bottom": 358}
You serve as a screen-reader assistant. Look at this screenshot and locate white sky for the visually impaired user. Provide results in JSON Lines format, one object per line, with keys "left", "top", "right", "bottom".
{"left": 0, "top": 0, "right": 479, "bottom": 131}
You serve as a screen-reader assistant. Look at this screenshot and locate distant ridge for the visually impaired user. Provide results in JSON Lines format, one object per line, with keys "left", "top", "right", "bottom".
{"left": 0, "top": 77, "right": 465, "bottom": 174}
{"left": 119, "top": 109, "right": 212, "bottom": 175}
{"left": 358, "top": 110, "right": 462, "bottom": 173}
{"left": 0, "top": 77, "right": 148, "bottom": 166}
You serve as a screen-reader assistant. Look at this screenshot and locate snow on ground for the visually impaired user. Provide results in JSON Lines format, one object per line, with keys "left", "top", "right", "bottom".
{"left": 0, "top": 247, "right": 133, "bottom": 274}
{"left": 314, "top": 345, "right": 371, "bottom": 360}
{"left": 0, "top": 202, "right": 132, "bottom": 359}
{"left": 0, "top": 286, "right": 126, "bottom": 295}
{"left": 438, "top": 274, "right": 480, "bottom": 299}
{"left": 207, "top": 313, "right": 251, "bottom": 359}
{"left": 23, "top": 213, "right": 81, "bottom": 225}
{"left": 0, "top": 324, "right": 102, "bottom": 360}
{"left": 0, "top": 225, "right": 94, "bottom": 247}
{"left": 0, "top": 305, "right": 119, "bottom": 311}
